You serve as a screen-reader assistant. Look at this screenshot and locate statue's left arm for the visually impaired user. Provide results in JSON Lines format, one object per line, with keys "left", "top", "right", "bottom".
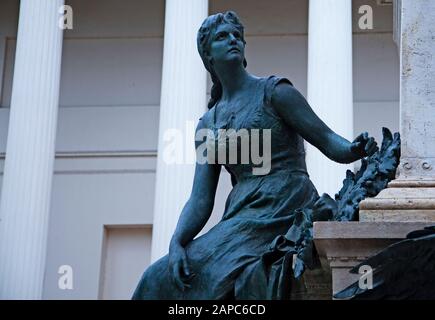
{"left": 271, "top": 82, "right": 378, "bottom": 163}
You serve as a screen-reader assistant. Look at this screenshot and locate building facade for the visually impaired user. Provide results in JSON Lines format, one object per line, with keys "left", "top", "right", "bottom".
{"left": 0, "top": 0, "right": 400, "bottom": 299}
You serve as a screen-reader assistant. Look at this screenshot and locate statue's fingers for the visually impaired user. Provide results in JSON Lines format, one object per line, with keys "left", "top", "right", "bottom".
{"left": 355, "top": 132, "right": 368, "bottom": 143}
{"left": 366, "top": 144, "right": 378, "bottom": 156}
{"left": 186, "top": 272, "right": 196, "bottom": 281}
{"left": 366, "top": 140, "right": 376, "bottom": 151}
{"left": 353, "top": 133, "right": 362, "bottom": 144}
{"left": 173, "top": 262, "right": 185, "bottom": 291}
{"left": 365, "top": 139, "right": 378, "bottom": 155}
{"left": 181, "top": 254, "right": 191, "bottom": 277}
{"left": 368, "top": 145, "right": 379, "bottom": 156}
{"left": 364, "top": 138, "right": 374, "bottom": 150}
{"left": 350, "top": 141, "right": 361, "bottom": 152}
{"left": 363, "top": 132, "right": 369, "bottom": 141}
{"left": 365, "top": 137, "right": 374, "bottom": 145}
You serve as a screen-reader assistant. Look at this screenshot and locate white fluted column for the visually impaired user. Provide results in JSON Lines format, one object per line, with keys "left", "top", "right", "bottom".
{"left": 0, "top": 0, "right": 64, "bottom": 299}
{"left": 306, "top": 0, "right": 354, "bottom": 196}
{"left": 151, "top": 0, "right": 208, "bottom": 262}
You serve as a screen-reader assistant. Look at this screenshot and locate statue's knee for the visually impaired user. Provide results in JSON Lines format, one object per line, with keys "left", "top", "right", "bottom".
{"left": 132, "top": 269, "right": 155, "bottom": 299}
{"left": 132, "top": 257, "right": 169, "bottom": 299}
{"left": 139, "top": 261, "right": 162, "bottom": 286}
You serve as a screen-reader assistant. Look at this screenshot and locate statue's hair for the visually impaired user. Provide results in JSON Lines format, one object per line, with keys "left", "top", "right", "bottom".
{"left": 197, "top": 11, "right": 247, "bottom": 109}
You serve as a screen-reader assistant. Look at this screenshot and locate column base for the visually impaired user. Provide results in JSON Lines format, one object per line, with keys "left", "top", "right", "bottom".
{"left": 359, "top": 179, "right": 435, "bottom": 222}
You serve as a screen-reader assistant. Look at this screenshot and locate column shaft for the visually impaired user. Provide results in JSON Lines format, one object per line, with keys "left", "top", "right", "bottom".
{"left": 0, "top": 0, "right": 64, "bottom": 299}
{"left": 306, "top": 0, "right": 354, "bottom": 196}
{"left": 151, "top": 0, "right": 208, "bottom": 262}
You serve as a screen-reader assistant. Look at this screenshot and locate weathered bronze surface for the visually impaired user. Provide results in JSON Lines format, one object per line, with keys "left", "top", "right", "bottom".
{"left": 132, "top": 11, "right": 398, "bottom": 300}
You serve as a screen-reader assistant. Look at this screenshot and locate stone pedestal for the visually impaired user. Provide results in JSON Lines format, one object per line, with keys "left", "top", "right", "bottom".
{"left": 313, "top": 222, "right": 431, "bottom": 296}
{"left": 290, "top": 263, "right": 332, "bottom": 300}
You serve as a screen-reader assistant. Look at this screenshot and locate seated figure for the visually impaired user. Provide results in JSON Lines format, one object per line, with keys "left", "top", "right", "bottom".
{"left": 132, "top": 11, "right": 379, "bottom": 300}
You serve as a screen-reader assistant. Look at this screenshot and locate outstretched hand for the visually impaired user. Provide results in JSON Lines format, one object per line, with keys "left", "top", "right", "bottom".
{"left": 168, "top": 241, "right": 195, "bottom": 291}
{"left": 350, "top": 132, "right": 378, "bottom": 158}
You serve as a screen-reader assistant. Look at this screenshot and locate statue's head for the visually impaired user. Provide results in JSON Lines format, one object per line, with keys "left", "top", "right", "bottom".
{"left": 197, "top": 11, "right": 247, "bottom": 109}
{"left": 197, "top": 11, "right": 247, "bottom": 81}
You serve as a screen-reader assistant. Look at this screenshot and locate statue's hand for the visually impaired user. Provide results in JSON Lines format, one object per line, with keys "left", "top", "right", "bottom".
{"left": 350, "top": 132, "right": 378, "bottom": 158}
{"left": 168, "top": 240, "right": 194, "bottom": 291}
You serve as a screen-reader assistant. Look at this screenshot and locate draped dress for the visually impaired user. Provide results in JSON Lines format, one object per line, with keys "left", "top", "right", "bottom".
{"left": 132, "top": 76, "right": 319, "bottom": 299}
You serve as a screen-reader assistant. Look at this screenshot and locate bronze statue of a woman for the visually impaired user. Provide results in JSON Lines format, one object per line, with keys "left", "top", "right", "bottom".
{"left": 132, "top": 11, "right": 378, "bottom": 300}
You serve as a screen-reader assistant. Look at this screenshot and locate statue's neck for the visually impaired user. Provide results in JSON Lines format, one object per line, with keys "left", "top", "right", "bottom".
{"left": 215, "top": 63, "right": 252, "bottom": 101}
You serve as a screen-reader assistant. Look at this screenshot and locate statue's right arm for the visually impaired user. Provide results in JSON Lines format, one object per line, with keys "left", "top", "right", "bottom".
{"left": 170, "top": 155, "right": 221, "bottom": 247}
{"left": 170, "top": 118, "right": 221, "bottom": 247}
{"left": 168, "top": 119, "right": 220, "bottom": 290}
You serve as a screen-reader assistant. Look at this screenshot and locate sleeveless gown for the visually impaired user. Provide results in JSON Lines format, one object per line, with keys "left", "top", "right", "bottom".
{"left": 132, "top": 76, "right": 319, "bottom": 299}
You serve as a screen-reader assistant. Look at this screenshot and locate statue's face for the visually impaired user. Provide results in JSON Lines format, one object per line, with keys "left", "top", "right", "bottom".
{"left": 208, "top": 23, "right": 245, "bottom": 67}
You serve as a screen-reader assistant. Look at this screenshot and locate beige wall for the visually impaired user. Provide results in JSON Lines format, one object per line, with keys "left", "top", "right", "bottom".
{"left": 0, "top": 0, "right": 399, "bottom": 299}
